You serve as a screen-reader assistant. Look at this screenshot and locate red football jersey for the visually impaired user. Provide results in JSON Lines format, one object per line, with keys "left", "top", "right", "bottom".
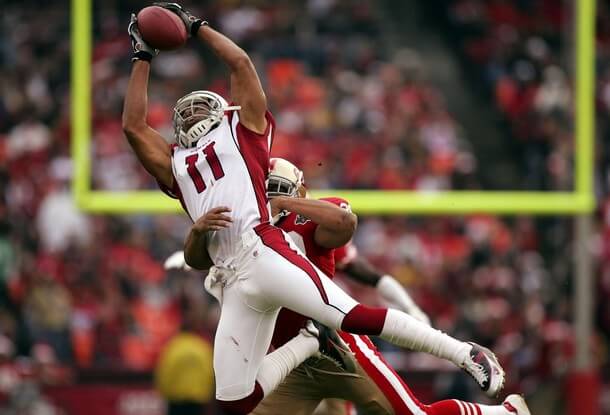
{"left": 334, "top": 240, "right": 358, "bottom": 270}
{"left": 271, "top": 197, "right": 351, "bottom": 348}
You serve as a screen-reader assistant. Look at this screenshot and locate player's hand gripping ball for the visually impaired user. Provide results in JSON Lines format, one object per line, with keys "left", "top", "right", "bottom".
{"left": 153, "top": 2, "right": 206, "bottom": 36}
{"left": 136, "top": 5, "right": 188, "bottom": 50}
{"left": 128, "top": 14, "right": 158, "bottom": 61}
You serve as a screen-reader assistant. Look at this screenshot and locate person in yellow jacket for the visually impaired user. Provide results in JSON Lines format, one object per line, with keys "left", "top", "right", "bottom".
{"left": 156, "top": 327, "right": 215, "bottom": 415}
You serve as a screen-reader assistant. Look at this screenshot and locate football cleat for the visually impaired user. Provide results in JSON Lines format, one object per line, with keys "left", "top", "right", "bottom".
{"left": 503, "top": 394, "right": 531, "bottom": 415}
{"left": 309, "top": 321, "right": 356, "bottom": 373}
{"left": 460, "top": 342, "right": 505, "bottom": 397}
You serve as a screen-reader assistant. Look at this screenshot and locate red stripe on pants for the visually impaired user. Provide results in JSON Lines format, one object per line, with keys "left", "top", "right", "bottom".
{"left": 340, "top": 332, "right": 429, "bottom": 415}
{"left": 254, "top": 224, "right": 329, "bottom": 304}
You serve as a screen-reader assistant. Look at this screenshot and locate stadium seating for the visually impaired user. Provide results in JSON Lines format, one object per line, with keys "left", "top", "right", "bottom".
{"left": 0, "top": 1, "right": 608, "bottom": 413}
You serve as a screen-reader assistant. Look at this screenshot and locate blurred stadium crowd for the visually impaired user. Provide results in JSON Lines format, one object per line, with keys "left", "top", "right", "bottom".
{"left": 0, "top": 0, "right": 609, "bottom": 412}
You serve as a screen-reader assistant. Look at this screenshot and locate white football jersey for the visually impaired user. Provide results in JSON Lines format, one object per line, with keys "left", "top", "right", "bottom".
{"left": 160, "top": 110, "right": 275, "bottom": 265}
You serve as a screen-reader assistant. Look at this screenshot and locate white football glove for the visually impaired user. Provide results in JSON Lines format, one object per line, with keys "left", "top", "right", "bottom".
{"left": 163, "top": 251, "right": 192, "bottom": 271}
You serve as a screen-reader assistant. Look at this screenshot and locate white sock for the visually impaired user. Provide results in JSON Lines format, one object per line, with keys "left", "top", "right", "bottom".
{"left": 454, "top": 401, "right": 512, "bottom": 415}
{"left": 255, "top": 331, "right": 318, "bottom": 395}
{"left": 380, "top": 309, "right": 470, "bottom": 366}
{"left": 479, "top": 404, "right": 513, "bottom": 415}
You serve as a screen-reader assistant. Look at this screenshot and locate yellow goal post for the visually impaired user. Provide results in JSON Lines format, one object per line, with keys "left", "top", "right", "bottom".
{"left": 71, "top": 0, "right": 595, "bottom": 215}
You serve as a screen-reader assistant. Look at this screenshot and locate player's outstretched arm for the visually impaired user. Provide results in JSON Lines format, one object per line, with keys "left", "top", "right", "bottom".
{"left": 122, "top": 15, "right": 173, "bottom": 188}
{"left": 341, "top": 257, "right": 431, "bottom": 325}
{"left": 184, "top": 207, "right": 233, "bottom": 270}
{"left": 156, "top": 3, "right": 267, "bottom": 133}
{"left": 272, "top": 197, "right": 357, "bottom": 249}
{"left": 198, "top": 26, "right": 267, "bottom": 133}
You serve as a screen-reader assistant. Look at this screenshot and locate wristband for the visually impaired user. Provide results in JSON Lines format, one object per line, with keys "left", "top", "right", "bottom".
{"left": 132, "top": 51, "right": 152, "bottom": 62}
{"left": 191, "top": 20, "right": 208, "bottom": 36}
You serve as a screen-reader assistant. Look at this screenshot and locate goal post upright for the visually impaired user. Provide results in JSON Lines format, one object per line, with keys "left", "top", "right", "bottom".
{"left": 71, "top": 0, "right": 595, "bottom": 217}
{"left": 70, "top": 0, "right": 598, "bottom": 409}
{"left": 71, "top": 0, "right": 92, "bottom": 210}
{"left": 573, "top": 0, "right": 596, "bottom": 378}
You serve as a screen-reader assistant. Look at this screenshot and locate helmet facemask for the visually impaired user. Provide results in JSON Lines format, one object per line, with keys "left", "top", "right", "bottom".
{"left": 267, "top": 175, "right": 299, "bottom": 198}
{"left": 172, "top": 91, "right": 241, "bottom": 148}
{"left": 267, "top": 158, "right": 305, "bottom": 199}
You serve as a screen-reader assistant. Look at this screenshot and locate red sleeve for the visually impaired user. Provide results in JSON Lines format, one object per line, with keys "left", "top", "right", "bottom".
{"left": 157, "top": 178, "right": 179, "bottom": 199}
{"left": 334, "top": 240, "right": 358, "bottom": 269}
{"left": 233, "top": 110, "right": 275, "bottom": 223}
{"left": 319, "top": 197, "right": 352, "bottom": 212}
{"left": 265, "top": 111, "right": 276, "bottom": 151}
{"left": 320, "top": 197, "right": 356, "bottom": 268}
{"left": 232, "top": 106, "right": 276, "bottom": 152}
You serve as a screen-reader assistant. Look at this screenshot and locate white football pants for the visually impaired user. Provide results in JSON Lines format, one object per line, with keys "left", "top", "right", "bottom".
{"left": 209, "top": 223, "right": 359, "bottom": 401}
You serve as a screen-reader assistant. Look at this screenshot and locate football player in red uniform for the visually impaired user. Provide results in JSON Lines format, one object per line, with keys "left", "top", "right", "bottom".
{"left": 251, "top": 159, "right": 531, "bottom": 415}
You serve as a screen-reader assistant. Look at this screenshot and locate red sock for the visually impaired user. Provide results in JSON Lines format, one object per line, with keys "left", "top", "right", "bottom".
{"left": 428, "top": 400, "right": 483, "bottom": 415}
{"left": 432, "top": 399, "right": 514, "bottom": 415}
{"left": 341, "top": 304, "right": 387, "bottom": 334}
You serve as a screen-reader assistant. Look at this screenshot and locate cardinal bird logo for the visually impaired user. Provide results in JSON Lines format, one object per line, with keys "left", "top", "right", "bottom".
{"left": 295, "top": 214, "right": 310, "bottom": 225}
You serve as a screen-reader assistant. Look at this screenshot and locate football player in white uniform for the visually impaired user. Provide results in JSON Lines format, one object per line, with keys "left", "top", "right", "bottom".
{"left": 123, "top": 3, "right": 505, "bottom": 414}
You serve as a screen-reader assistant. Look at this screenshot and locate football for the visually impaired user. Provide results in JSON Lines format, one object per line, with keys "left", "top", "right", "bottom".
{"left": 137, "top": 6, "right": 188, "bottom": 50}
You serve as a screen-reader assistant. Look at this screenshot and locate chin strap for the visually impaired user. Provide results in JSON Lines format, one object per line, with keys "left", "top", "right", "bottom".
{"left": 182, "top": 104, "right": 242, "bottom": 146}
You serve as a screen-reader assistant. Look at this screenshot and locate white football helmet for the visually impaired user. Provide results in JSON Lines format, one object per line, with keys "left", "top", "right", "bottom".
{"left": 267, "top": 158, "right": 305, "bottom": 198}
{"left": 172, "top": 90, "right": 241, "bottom": 148}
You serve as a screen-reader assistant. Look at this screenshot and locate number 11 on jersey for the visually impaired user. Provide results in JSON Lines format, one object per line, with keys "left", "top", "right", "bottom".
{"left": 185, "top": 141, "right": 225, "bottom": 193}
